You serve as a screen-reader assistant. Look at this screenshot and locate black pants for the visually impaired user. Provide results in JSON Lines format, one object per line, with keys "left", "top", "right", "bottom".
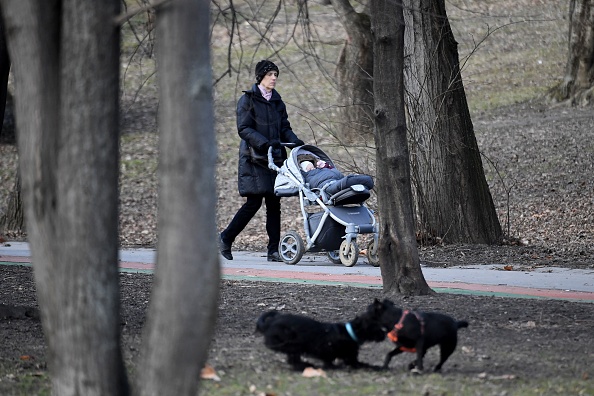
{"left": 221, "top": 194, "right": 281, "bottom": 255}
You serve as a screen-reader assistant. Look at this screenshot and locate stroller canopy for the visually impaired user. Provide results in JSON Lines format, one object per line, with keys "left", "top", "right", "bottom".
{"left": 274, "top": 145, "right": 335, "bottom": 197}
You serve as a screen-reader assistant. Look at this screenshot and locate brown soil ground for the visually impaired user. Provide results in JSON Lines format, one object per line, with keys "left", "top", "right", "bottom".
{"left": 1, "top": 264, "right": 593, "bottom": 395}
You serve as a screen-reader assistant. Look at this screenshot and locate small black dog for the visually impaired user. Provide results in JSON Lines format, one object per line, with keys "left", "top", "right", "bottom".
{"left": 367, "top": 298, "right": 468, "bottom": 373}
{"left": 256, "top": 309, "right": 386, "bottom": 370}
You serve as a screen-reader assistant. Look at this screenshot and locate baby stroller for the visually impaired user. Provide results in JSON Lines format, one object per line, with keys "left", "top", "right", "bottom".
{"left": 269, "top": 144, "right": 379, "bottom": 267}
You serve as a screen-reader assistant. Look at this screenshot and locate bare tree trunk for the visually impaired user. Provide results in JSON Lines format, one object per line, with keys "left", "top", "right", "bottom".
{"left": 136, "top": 0, "right": 220, "bottom": 395}
{"left": 0, "top": 171, "right": 23, "bottom": 232}
{"left": 0, "top": 12, "right": 10, "bottom": 130}
{"left": 330, "top": 0, "right": 374, "bottom": 143}
{"left": 0, "top": 12, "right": 23, "bottom": 235}
{"left": 403, "top": 0, "right": 502, "bottom": 244}
{"left": 1, "top": 1, "right": 129, "bottom": 395}
{"left": 371, "top": 0, "right": 433, "bottom": 296}
{"left": 548, "top": 0, "right": 594, "bottom": 105}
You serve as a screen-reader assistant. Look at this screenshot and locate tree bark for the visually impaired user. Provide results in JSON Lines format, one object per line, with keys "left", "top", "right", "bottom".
{"left": 1, "top": 1, "right": 129, "bottom": 395}
{"left": 330, "top": 0, "right": 374, "bottom": 143}
{"left": 0, "top": 12, "right": 10, "bottom": 135}
{"left": 371, "top": 0, "right": 433, "bottom": 296}
{"left": 136, "top": 0, "right": 220, "bottom": 395}
{"left": 0, "top": 171, "right": 23, "bottom": 232}
{"left": 0, "top": 13, "right": 22, "bottom": 234}
{"left": 403, "top": 0, "right": 502, "bottom": 244}
{"left": 548, "top": 0, "right": 594, "bottom": 105}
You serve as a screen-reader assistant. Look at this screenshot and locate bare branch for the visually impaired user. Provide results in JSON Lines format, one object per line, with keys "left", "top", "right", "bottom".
{"left": 113, "top": 0, "right": 171, "bottom": 26}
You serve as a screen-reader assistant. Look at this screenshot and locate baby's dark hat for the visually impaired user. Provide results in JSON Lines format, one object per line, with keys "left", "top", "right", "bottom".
{"left": 255, "top": 60, "right": 279, "bottom": 84}
{"left": 297, "top": 154, "right": 318, "bottom": 163}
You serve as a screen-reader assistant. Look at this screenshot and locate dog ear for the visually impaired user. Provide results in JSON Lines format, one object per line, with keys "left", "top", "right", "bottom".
{"left": 371, "top": 298, "right": 382, "bottom": 309}
{"left": 368, "top": 299, "right": 383, "bottom": 315}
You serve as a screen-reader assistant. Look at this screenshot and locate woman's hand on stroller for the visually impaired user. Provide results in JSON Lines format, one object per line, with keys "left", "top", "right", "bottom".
{"left": 268, "top": 139, "right": 281, "bottom": 149}
{"left": 279, "top": 140, "right": 304, "bottom": 149}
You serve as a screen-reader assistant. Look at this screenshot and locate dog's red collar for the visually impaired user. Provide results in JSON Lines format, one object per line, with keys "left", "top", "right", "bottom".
{"left": 387, "top": 310, "right": 424, "bottom": 353}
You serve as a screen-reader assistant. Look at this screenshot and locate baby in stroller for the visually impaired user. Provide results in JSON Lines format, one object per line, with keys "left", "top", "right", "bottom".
{"left": 272, "top": 145, "right": 379, "bottom": 267}
{"left": 299, "top": 157, "right": 374, "bottom": 196}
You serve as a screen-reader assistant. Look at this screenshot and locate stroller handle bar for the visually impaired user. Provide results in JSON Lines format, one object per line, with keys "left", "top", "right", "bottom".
{"left": 267, "top": 142, "right": 297, "bottom": 171}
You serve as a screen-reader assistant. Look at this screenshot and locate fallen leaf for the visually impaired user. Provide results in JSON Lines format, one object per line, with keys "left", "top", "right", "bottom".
{"left": 477, "top": 372, "right": 516, "bottom": 380}
{"left": 461, "top": 346, "right": 473, "bottom": 354}
{"left": 200, "top": 365, "right": 221, "bottom": 381}
{"left": 491, "top": 374, "right": 517, "bottom": 380}
{"left": 503, "top": 265, "right": 513, "bottom": 271}
{"left": 248, "top": 385, "right": 276, "bottom": 396}
{"left": 302, "top": 367, "right": 327, "bottom": 378}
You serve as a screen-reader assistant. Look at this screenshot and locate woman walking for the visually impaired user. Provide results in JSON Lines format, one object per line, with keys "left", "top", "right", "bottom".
{"left": 219, "top": 60, "right": 304, "bottom": 262}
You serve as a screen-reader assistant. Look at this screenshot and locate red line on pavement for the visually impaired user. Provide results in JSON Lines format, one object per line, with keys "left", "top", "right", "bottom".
{"left": 119, "top": 261, "right": 155, "bottom": 270}
{"left": 0, "top": 255, "right": 30, "bottom": 263}
{"left": 222, "top": 267, "right": 594, "bottom": 301}
{"left": 224, "top": 267, "right": 383, "bottom": 284}
{"left": 3, "top": 256, "right": 593, "bottom": 302}
{"left": 429, "top": 281, "right": 594, "bottom": 301}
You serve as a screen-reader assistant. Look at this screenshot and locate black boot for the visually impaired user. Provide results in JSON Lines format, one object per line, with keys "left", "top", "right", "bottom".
{"left": 219, "top": 234, "right": 233, "bottom": 260}
{"left": 267, "top": 252, "right": 282, "bottom": 262}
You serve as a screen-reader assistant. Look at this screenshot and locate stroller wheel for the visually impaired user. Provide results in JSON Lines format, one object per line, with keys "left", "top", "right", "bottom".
{"left": 327, "top": 251, "right": 342, "bottom": 264}
{"left": 279, "top": 231, "right": 305, "bottom": 265}
{"left": 339, "top": 240, "right": 359, "bottom": 267}
{"left": 366, "top": 239, "right": 380, "bottom": 267}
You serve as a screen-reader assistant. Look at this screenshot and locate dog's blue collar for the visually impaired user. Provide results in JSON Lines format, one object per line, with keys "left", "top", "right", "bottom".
{"left": 345, "top": 322, "right": 359, "bottom": 343}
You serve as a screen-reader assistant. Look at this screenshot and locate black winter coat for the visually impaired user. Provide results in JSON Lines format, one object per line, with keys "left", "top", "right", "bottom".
{"left": 236, "top": 84, "right": 301, "bottom": 196}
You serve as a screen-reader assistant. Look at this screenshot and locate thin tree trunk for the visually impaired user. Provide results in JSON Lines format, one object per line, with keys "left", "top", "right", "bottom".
{"left": 548, "top": 0, "right": 594, "bottom": 104}
{"left": 371, "top": 0, "right": 433, "bottom": 296}
{"left": 0, "top": 13, "right": 22, "bottom": 235}
{"left": 1, "top": 1, "right": 129, "bottom": 395}
{"left": 0, "top": 12, "right": 10, "bottom": 130}
{"left": 136, "top": 0, "right": 220, "bottom": 394}
{"left": 403, "top": 0, "right": 502, "bottom": 244}
{"left": 0, "top": 172, "right": 23, "bottom": 232}
{"left": 330, "top": 0, "right": 373, "bottom": 143}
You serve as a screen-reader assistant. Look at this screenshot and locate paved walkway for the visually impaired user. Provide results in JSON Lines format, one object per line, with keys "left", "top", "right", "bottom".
{"left": 2, "top": 242, "right": 593, "bottom": 303}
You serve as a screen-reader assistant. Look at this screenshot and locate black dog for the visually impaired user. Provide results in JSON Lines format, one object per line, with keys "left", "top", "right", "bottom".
{"left": 256, "top": 309, "right": 386, "bottom": 370}
{"left": 367, "top": 298, "right": 468, "bottom": 373}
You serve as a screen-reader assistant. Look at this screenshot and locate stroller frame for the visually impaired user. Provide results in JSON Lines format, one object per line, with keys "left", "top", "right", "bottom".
{"left": 269, "top": 144, "right": 379, "bottom": 267}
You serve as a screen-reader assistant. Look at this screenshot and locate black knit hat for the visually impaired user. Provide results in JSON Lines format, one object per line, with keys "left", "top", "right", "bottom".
{"left": 255, "top": 60, "right": 279, "bottom": 84}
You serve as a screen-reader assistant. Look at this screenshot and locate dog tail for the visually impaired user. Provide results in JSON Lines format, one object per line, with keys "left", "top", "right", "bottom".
{"left": 457, "top": 320, "right": 469, "bottom": 329}
{"left": 256, "top": 310, "right": 280, "bottom": 334}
